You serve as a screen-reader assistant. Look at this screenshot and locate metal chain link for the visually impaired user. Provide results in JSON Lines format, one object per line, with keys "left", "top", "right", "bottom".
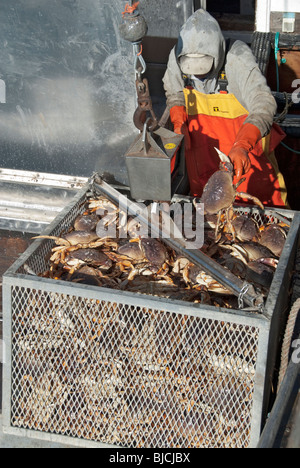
{"left": 133, "top": 41, "right": 147, "bottom": 79}
{"left": 238, "top": 283, "right": 250, "bottom": 310}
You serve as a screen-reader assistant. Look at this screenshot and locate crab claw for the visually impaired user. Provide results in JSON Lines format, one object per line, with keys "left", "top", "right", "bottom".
{"left": 214, "top": 147, "right": 231, "bottom": 165}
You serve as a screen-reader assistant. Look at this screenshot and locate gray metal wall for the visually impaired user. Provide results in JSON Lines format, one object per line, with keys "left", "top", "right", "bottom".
{"left": 0, "top": 0, "right": 193, "bottom": 185}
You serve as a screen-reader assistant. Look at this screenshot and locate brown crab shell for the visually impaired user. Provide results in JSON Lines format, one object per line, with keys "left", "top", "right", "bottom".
{"left": 260, "top": 224, "right": 287, "bottom": 257}
{"left": 232, "top": 215, "right": 260, "bottom": 242}
{"left": 241, "top": 242, "right": 277, "bottom": 261}
{"left": 63, "top": 231, "right": 100, "bottom": 246}
{"left": 140, "top": 238, "right": 168, "bottom": 267}
{"left": 68, "top": 266, "right": 102, "bottom": 286}
{"left": 201, "top": 171, "right": 235, "bottom": 214}
{"left": 74, "top": 214, "right": 99, "bottom": 232}
{"left": 118, "top": 241, "right": 145, "bottom": 261}
{"left": 65, "top": 249, "right": 113, "bottom": 270}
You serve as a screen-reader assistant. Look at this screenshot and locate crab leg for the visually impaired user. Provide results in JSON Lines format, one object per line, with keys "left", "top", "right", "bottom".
{"left": 236, "top": 192, "right": 264, "bottom": 211}
{"left": 215, "top": 211, "right": 222, "bottom": 241}
{"left": 225, "top": 207, "right": 236, "bottom": 242}
{"left": 33, "top": 235, "right": 71, "bottom": 247}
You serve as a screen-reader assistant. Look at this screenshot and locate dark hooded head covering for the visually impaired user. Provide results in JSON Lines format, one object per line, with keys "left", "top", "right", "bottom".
{"left": 175, "top": 9, "right": 226, "bottom": 79}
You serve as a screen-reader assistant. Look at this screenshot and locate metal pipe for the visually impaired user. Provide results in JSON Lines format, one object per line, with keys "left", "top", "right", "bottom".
{"left": 257, "top": 342, "right": 300, "bottom": 448}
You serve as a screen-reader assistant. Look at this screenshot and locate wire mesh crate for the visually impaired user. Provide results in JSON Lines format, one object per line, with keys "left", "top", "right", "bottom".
{"left": 2, "top": 182, "right": 300, "bottom": 448}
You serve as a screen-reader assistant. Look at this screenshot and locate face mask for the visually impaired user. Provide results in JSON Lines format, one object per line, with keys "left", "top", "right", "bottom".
{"left": 193, "top": 74, "right": 207, "bottom": 82}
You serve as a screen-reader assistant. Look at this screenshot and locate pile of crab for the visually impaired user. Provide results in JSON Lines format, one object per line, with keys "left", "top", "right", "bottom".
{"left": 38, "top": 153, "right": 290, "bottom": 309}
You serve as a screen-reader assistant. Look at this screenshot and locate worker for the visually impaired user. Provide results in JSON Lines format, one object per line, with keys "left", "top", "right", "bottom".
{"left": 163, "top": 9, "right": 288, "bottom": 208}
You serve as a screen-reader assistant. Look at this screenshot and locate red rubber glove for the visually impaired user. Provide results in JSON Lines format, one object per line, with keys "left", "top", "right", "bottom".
{"left": 228, "top": 123, "right": 261, "bottom": 180}
{"left": 170, "top": 106, "right": 191, "bottom": 150}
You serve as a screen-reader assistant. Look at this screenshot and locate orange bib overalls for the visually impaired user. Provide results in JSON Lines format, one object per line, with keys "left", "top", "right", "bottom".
{"left": 183, "top": 87, "right": 288, "bottom": 208}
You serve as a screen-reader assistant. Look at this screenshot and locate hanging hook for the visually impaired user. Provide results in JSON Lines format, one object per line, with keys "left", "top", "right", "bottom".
{"left": 133, "top": 42, "right": 147, "bottom": 77}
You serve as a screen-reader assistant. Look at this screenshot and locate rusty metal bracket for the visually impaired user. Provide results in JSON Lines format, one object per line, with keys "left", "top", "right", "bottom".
{"left": 133, "top": 77, "right": 158, "bottom": 132}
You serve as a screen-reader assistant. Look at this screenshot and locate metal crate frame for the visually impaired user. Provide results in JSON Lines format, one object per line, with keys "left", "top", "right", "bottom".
{"left": 2, "top": 182, "right": 300, "bottom": 448}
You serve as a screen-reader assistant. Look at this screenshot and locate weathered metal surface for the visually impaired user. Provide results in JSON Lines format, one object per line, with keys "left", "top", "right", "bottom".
{"left": 0, "top": 169, "right": 88, "bottom": 233}
{"left": 0, "top": 0, "right": 192, "bottom": 185}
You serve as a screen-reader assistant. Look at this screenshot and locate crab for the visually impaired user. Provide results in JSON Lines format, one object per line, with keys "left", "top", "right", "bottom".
{"left": 88, "top": 196, "right": 126, "bottom": 229}
{"left": 88, "top": 196, "right": 119, "bottom": 218}
{"left": 69, "top": 265, "right": 120, "bottom": 289}
{"left": 74, "top": 213, "right": 99, "bottom": 232}
{"left": 259, "top": 223, "right": 287, "bottom": 257}
{"left": 118, "top": 240, "right": 146, "bottom": 262}
{"left": 231, "top": 215, "right": 260, "bottom": 243}
{"left": 64, "top": 248, "right": 113, "bottom": 273}
{"left": 171, "top": 255, "right": 190, "bottom": 275}
{"left": 219, "top": 241, "right": 277, "bottom": 264}
{"left": 34, "top": 231, "right": 118, "bottom": 265}
{"left": 217, "top": 241, "right": 278, "bottom": 290}
{"left": 194, "top": 148, "right": 264, "bottom": 241}
{"left": 140, "top": 238, "right": 168, "bottom": 270}
{"left": 115, "top": 237, "right": 169, "bottom": 281}
{"left": 66, "top": 265, "right": 103, "bottom": 286}
{"left": 182, "top": 263, "right": 231, "bottom": 295}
